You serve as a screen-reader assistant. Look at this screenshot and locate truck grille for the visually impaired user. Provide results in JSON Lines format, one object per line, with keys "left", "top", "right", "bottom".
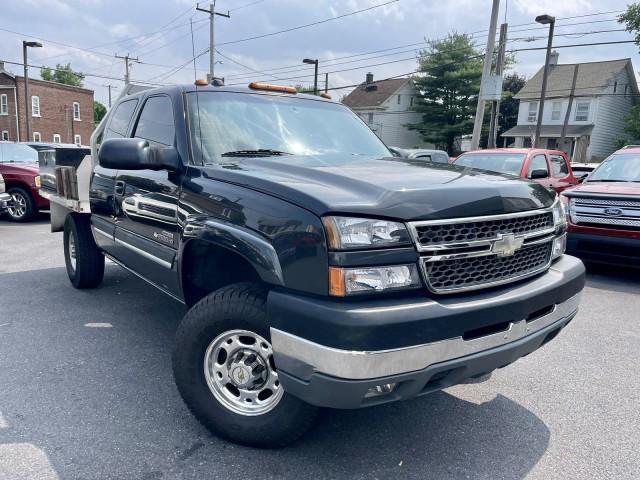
{"left": 413, "top": 212, "right": 553, "bottom": 246}
{"left": 409, "top": 207, "right": 557, "bottom": 294}
{"left": 423, "top": 242, "right": 552, "bottom": 293}
{"left": 570, "top": 197, "right": 640, "bottom": 229}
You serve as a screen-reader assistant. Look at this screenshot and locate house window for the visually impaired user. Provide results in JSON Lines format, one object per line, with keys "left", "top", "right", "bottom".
{"left": 551, "top": 101, "right": 562, "bottom": 121}
{"left": 74, "top": 134, "right": 81, "bottom": 145}
{"left": 1, "top": 130, "right": 8, "bottom": 141}
{"left": 527, "top": 102, "right": 538, "bottom": 122}
{"left": 0, "top": 94, "right": 7, "bottom": 115}
{"left": 53, "top": 133, "right": 61, "bottom": 143}
{"left": 33, "top": 131, "right": 41, "bottom": 142}
{"left": 73, "top": 101, "right": 80, "bottom": 121}
{"left": 397, "top": 94, "right": 401, "bottom": 105}
{"left": 575, "top": 102, "right": 590, "bottom": 122}
{"left": 367, "top": 112, "right": 373, "bottom": 123}
{"left": 31, "top": 96, "right": 40, "bottom": 116}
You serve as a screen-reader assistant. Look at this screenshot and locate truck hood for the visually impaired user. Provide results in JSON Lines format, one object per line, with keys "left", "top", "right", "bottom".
{"left": 0, "top": 163, "right": 39, "bottom": 175}
{"left": 202, "top": 155, "right": 555, "bottom": 221}
{"left": 563, "top": 181, "right": 640, "bottom": 197}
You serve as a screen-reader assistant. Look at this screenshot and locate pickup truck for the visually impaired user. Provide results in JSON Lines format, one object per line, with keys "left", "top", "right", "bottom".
{"left": 39, "top": 81, "right": 585, "bottom": 448}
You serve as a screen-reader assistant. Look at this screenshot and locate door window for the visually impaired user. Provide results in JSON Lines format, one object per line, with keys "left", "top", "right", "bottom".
{"left": 550, "top": 154, "right": 569, "bottom": 177}
{"left": 527, "top": 155, "right": 549, "bottom": 178}
{"left": 104, "top": 99, "right": 138, "bottom": 140}
{"left": 133, "top": 96, "right": 175, "bottom": 146}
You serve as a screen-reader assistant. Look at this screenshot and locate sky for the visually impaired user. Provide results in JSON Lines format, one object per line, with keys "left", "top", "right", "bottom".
{"left": 0, "top": 0, "right": 639, "bottom": 106}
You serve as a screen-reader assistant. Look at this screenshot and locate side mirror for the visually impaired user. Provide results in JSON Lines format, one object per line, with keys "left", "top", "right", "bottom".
{"left": 98, "top": 138, "right": 181, "bottom": 171}
{"left": 578, "top": 174, "right": 589, "bottom": 183}
{"left": 529, "top": 169, "right": 548, "bottom": 179}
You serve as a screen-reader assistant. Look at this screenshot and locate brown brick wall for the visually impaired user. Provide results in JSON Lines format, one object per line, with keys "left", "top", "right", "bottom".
{"left": 0, "top": 74, "right": 19, "bottom": 141}
{"left": 0, "top": 72, "right": 93, "bottom": 144}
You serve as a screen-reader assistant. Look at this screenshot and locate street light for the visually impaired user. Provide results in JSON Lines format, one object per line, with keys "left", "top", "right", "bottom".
{"left": 23, "top": 40, "right": 43, "bottom": 142}
{"left": 302, "top": 58, "right": 319, "bottom": 95}
{"left": 533, "top": 14, "right": 555, "bottom": 148}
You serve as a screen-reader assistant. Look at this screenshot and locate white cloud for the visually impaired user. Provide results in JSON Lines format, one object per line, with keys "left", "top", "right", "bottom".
{"left": 109, "top": 23, "right": 138, "bottom": 38}
{"left": 513, "top": 0, "right": 594, "bottom": 17}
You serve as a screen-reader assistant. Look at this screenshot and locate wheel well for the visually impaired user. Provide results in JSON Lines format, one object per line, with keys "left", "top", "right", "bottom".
{"left": 181, "top": 240, "right": 262, "bottom": 307}
{"left": 5, "top": 180, "right": 32, "bottom": 196}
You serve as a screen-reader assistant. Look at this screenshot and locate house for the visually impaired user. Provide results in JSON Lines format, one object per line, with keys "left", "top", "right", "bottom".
{"left": 502, "top": 54, "right": 638, "bottom": 162}
{"left": 342, "top": 72, "right": 430, "bottom": 149}
{"left": 0, "top": 60, "right": 94, "bottom": 145}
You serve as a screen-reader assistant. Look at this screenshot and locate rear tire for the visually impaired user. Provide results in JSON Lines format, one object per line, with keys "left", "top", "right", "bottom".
{"left": 6, "top": 187, "right": 35, "bottom": 222}
{"left": 63, "top": 214, "right": 105, "bottom": 289}
{"left": 172, "top": 283, "right": 318, "bottom": 448}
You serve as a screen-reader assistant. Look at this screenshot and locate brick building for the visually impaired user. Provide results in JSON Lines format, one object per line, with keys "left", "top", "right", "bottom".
{"left": 0, "top": 61, "right": 94, "bottom": 145}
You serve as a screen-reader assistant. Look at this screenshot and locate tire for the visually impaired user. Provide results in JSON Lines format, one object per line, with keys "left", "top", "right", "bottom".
{"left": 6, "top": 186, "right": 36, "bottom": 222}
{"left": 172, "top": 283, "right": 318, "bottom": 448}
{"left": 63, "top": 214, "right": 105, "bottom": 289}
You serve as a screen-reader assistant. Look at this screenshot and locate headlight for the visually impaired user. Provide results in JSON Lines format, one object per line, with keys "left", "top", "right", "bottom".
{"left": 322, "top": 216, "right": 410, "bottom": 250}
{"left": 552, "top": 198, "right": 566, "bottom": 229}
{"left": 329, "top": 264, "right": 421, "bottom": 296}
{"left": 552, "top": 234, "right": 566, "bottom": 260}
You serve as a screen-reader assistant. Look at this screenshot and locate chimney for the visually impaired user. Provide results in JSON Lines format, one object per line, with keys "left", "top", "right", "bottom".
{"left": 549, "top": 51, "right": 559, "bottom": 67}
{"left": 365, "top": 72, "right": 374, "bottom": 84}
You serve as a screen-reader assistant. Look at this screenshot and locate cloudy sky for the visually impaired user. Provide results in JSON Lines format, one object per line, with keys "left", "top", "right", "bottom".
{"left": 1, "top": 0, "right": 638, "bottom": 105}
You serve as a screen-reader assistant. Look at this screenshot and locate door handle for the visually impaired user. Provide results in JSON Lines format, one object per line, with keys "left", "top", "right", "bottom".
{"left": 115, "top": 180, "right": 125, "bottom": 196}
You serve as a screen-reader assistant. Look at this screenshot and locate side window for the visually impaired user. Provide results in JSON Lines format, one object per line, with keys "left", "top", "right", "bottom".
{"left": 104, "top": 99, "right": 138, "bottom": 140}
{"left": 550, "top": 154, "right": 569, "bottom": 177}
{"left": 528, "top": 155, "right": 549, "bottom": 178}
{"left": 133, "top": 96, "right": 175, "bottom": 146}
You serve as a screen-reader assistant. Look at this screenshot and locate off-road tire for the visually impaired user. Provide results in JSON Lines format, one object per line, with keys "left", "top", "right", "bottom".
{"left": 172, "top": 282, "right": 318, "bottom": 448}
{"left": 63, "top": 214, "right": 105, "bottom": 289}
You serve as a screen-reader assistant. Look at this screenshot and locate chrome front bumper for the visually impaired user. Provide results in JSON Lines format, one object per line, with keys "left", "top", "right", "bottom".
{"left": 272, "top": 293, "right": 580, "bottom": 382}
{"left": 0, "top": 192, "right": 11, "bottom": 211}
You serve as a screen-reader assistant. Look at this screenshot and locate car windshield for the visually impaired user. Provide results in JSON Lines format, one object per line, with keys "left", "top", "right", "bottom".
{"left": 454, "top": 153, "right": 526, "bottom": 176}
{"left": 187, "top": 91, "right": 390, "bottom": 165}
{"left": 0, "top": 143, "right": 39, "bottom": 163}
{"left": 588, "top": 154, "right": 640, "bottom": 182}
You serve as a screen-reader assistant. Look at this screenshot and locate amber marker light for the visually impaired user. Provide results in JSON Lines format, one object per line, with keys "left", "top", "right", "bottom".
{"left": 195, "top": 79, "right": 209, "bottom": 86}
{"left": 328, "top": 267, "right": 346, "bottom": 297}
{"left": 248, "top": 82, "right": 297, "bottom": 94}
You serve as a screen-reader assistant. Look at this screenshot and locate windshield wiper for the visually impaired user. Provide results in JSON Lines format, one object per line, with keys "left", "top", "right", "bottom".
{"left": 587, "top": 179, "right": 627, "bottom": 182}
{"left": 221, "top": 149, "right": 292, "bottom": 157}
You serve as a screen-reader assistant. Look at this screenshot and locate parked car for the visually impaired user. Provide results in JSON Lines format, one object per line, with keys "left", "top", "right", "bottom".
{"left": 0, "top": 173, "right": 12, "bottom": 213}
{"left": 452, "top": 148, "right": 580, "bottom": 193}
{"left": 562, "top": 147, "right": 640, "bottom": 267}
{"left": 389, "top": 147, "right": 450, "bottom": 164}
{"left": 40, "top": 82, "right": 584, "bottom": 448}
{"left": 570, "top": 162, "right": 599, "bottom": 180}
{"left": 0, "top": 142, "right": 47, "bottom": 221}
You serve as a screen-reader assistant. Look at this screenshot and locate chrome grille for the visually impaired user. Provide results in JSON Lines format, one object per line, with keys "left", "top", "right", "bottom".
{"left": 413, "top": 212, "right": 553, "bottom": 247}
{"left": 423, "top": 243, "right": 552, "bottom": 293}
{"left": 570, "top": 197, "right": 640, "bottom": 229}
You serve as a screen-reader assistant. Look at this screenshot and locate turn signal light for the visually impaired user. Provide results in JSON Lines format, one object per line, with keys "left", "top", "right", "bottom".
{"left": 195, "top": 79, "right": 209, "bottom": 86}
{"left": 248, "top": 82, "right": 297, "bottom": 94}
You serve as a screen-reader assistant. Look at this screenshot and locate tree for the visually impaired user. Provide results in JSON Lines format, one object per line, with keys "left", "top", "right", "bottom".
{"left": 406, "top": 32, "right": 483, "bottom": 153}
{"left": 40, "top": 63, "right": 84, "bottom": 87}
{"left": 497, "top": 72, "right": 526, "bottom": 146}
{"left": 619, "top": 3, "right": 640, "bottom": 47}
{"left": 94, "top": 101, "right": 107, "bottom": 125}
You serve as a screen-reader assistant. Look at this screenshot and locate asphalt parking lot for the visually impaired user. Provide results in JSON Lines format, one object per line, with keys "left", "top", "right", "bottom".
{"left": 1, "top": 218, "right": 639, "bottom": 480}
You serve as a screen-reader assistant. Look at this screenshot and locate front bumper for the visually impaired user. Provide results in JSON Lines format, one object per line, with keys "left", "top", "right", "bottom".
{"left": 0, "top": 192, "right": 12, "bottom": 212}
{"left": 567, "top": 232, "right": 640, "bottom": 268}
{"left": 269, "top": 255, "right": 585, "bottom": 408}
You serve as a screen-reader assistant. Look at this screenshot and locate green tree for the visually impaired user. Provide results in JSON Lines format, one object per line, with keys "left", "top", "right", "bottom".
{"left": 619, "top": 3, "right": 640, "bottom": 46}
{"left": 40, "top": 63, "right": 84, "bottom": 87}
{"left": 406, "top": 32, "right": 483, "bottom": 153}
{"left": 94, "top": 101, "right": 107, "bottom": 125}
{"left": 497, "top": 72, "right": 526, "bottom": 146}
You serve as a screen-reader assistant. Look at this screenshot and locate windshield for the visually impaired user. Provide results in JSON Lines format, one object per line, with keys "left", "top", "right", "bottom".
{"left": 454, "top": 153, "right": 526, "bottom": 176}
{"left": 187, "top": 91, "right": 390, "bottom": 165}
{"left": 588, "top": 154, "right": 640, "bottom": 182}
{"left": 0, "top": 143, "right": 39, "bottom": 163}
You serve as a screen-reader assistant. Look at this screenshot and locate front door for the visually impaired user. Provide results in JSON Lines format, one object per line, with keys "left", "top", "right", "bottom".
{"left": 112, "top": 94, "right": 182, "bottom": 296}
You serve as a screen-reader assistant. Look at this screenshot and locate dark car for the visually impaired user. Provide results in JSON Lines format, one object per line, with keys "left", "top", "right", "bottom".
{"left": 563, "top": 147, "right": 640, "bottom": 267}
{"left": 0, "top": 142, "right": 48, "bottom": 221}
{"left": 453, "top": 148, "right": 580, "bottom": 193}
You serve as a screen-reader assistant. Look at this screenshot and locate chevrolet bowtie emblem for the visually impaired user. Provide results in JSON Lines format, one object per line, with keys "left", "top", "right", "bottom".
{"left": 492, "top": 233, "right": 524, "bottom": 257}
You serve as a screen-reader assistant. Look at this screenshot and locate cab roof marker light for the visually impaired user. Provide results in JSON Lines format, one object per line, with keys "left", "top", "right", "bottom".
{"left": 248, "top": 82, "right": 297, "bottom": 94}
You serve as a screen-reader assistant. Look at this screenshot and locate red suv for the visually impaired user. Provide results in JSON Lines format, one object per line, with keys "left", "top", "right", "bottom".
{"left": 453, "top": 148, "right": 579, "bottom": 193}
{"left": 562, "top": 147, "right": 640, "bottom": 267}
{"left": 0, "top": 142, "right": 48, "bottom": 222}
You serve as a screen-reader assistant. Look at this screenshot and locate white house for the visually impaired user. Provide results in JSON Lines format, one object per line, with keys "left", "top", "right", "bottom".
{"left": 342, "top": 73, "right": 430, "bottom": 149}
{"left": 503, "top": 54, "right": 639, "bottom": 162}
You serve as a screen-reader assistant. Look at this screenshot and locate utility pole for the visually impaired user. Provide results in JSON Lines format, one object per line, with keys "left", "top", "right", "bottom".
{"left": 115, "top": 53, "right": 141, "bottom": 85}
{"left": 471, "top": 0, "right": 500, "bottom": 151}
{"left": 488, "top": 23, "right": 508, "bottom": 149}
{"left": 534, "top": 14, "right": 556, "bottom": 148}
{"left": 103, "top": 84, "right": 117, "bottom": 108}
{"left": 22, "top": 40, "right": 42, "bottom": 142}
{"left": 325, "top": 73, "right": 328, "bottom": 94}
{"left": 196, "top": 2, "right": 230, "bottom": 83}
{"left": 560, "top": 64, "right": 579, "bottom": 157}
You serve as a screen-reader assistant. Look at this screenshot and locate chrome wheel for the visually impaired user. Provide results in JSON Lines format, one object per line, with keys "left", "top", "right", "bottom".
{"left": 7, "top": 192, "right": 27, "bottom": 219}
{"left": 203, "top": 329, "right": 284, "bottom": 416}
{"left": 68, "top": 230, "right": 77, "bottom": 271}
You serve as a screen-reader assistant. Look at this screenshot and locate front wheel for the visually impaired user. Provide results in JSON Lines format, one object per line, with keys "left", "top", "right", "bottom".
{"left": 172, "top": 283, "right": 318, "bottom": 448}
{"left": 63, "top": 214, "right": 105, "bottom": 289}
{"left": 6, "top": 187, "right": 35, "bottom": 222}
